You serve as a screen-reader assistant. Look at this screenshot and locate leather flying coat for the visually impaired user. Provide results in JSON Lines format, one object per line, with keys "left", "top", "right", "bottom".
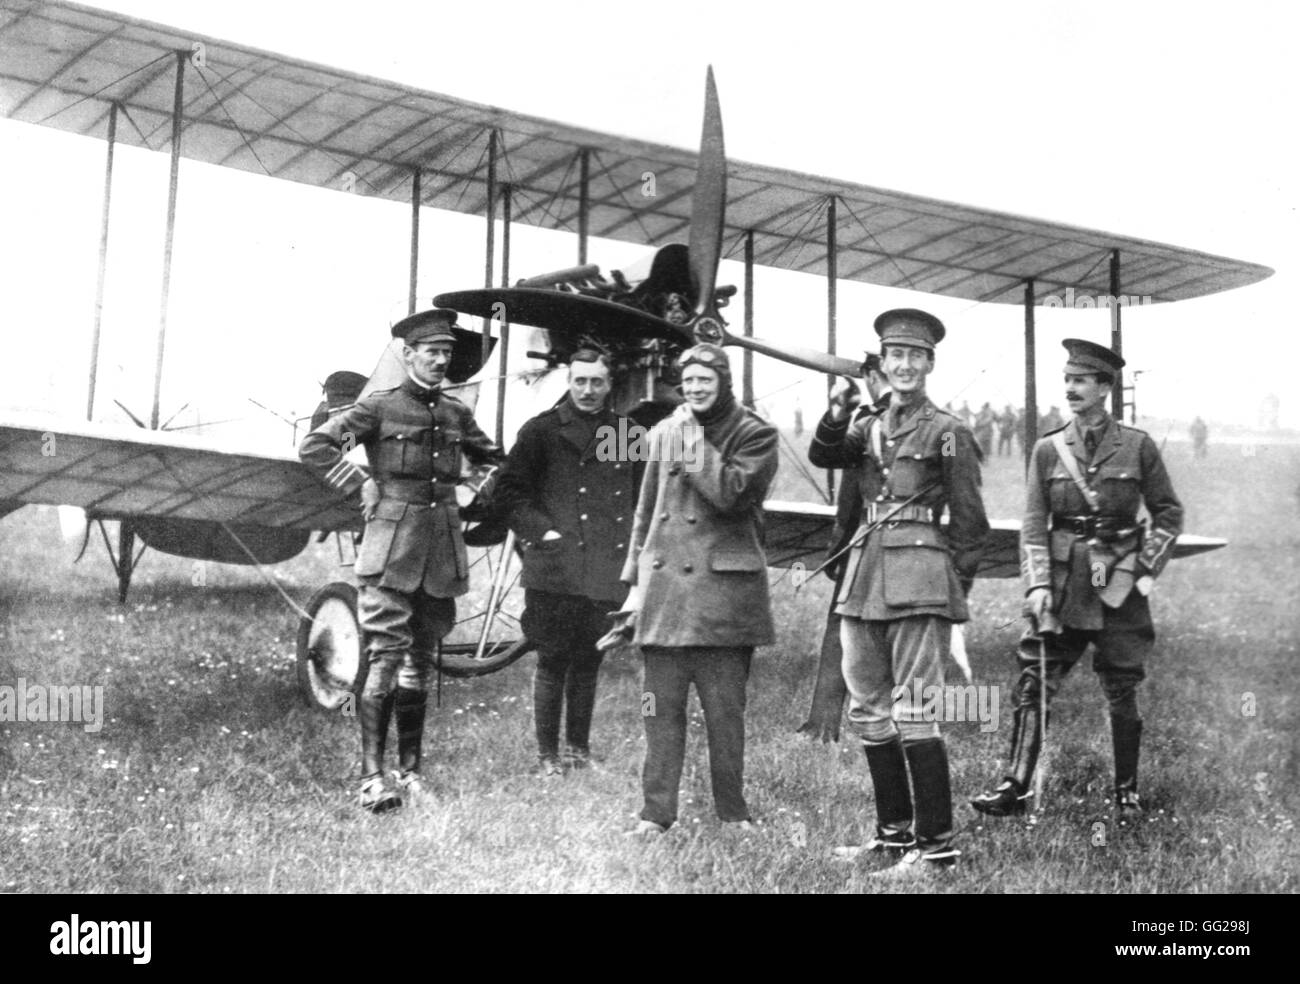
{"left": 622, "top": 404, "right": 779, "bottom": 648}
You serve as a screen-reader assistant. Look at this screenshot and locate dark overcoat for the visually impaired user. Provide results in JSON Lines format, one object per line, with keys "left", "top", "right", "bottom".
{"left": 495, "top": 396, "right": 639, "bottom": 605}
{"left": 299, "top": 376, "right": 503, "bottom": 597}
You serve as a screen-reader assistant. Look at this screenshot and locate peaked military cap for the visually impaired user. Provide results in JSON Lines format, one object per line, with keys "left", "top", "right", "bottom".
{"left": 391, "top": 308, "right": 459, "bottom": 345}
{"left": 874, "top": 308, "right": 946, "bottom": 351}
{"left": 1062, "top": 338, "right": 1125, "bottom": 375}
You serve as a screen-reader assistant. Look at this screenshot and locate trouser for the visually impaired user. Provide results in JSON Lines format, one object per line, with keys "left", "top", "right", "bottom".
{"left": 1008, "top": 603, "right": 1151, "bottom": 793}
{"left": 841, "top": 615, "right": 954, "bottom": 849}
{"left": 639, "top": 646, "right": 752, "bottom": 827}
{"left": 522, "top": 591, "right": 611, "bottom": 757}
{"left": 356, "top": 582, "right": 456, "bottom": 778}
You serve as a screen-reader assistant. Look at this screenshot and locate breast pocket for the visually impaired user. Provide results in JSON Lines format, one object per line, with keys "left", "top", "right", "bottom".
{"left": 888, "top": 444, "right": 941, "bottom": 496}
{"left": 1097, "top": 466, "right": 1141, "bottom": 514}
{"left": 378, "top": 422, "right": 430, "bottom": 476}
{"left": 881, "top": 524, "right": 950, "bottom": 607}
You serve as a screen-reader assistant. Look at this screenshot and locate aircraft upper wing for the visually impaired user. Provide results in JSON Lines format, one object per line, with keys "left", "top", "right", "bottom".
{"left": 0, "top": 416, "right": 360, "bottom": 532}
{"left": 762, "top": 500, "right": 1224, "bottom": 580}
{"left": 0, "top": 0, "right": 1272, "bottom": 304}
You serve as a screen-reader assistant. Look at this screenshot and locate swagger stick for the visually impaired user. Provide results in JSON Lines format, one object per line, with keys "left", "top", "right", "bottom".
{"left": 1032, "top": 607, "right": 1060, "bottom": 813}
{"left": 797, "top": 479, "right": 941, "bottom": 587}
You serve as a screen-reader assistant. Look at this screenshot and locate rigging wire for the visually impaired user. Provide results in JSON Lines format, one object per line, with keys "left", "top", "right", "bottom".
{"left": 837, "top": 195, "right": 919, "bottom": 293}
{"left": 32, "top": 51, "right": 174, "bottom": 126}
{"left": 589, "top": 150, "right": 655, "bottom": 246}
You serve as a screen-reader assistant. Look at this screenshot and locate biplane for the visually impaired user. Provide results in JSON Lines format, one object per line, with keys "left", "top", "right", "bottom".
{"left": 0, "top": 1, "right": 1264, "bottom": 714}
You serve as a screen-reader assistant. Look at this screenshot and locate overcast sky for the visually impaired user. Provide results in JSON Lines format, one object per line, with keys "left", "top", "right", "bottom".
{"left": 1, "top": 0, "right": 1295, "bottom": 438}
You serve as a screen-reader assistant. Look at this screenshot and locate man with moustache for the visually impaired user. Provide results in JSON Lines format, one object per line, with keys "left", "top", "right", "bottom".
{"left": 971, "top": 339, "right": 1182, "bottom": 820}
{"left": 494, "top": 348, "right": 639, "bottom": 775}
{"left": 300, "top": 309, "right": 504, "bottom": 812}
{"left": 809, "top": 309, "right": 989, "bottom": 880}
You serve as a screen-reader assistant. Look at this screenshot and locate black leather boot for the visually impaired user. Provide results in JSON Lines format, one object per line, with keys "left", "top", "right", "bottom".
{"left": 395, "top": 688, "right": 427, "bottom": 776}
{"left": 1112, "top": 717, "right": 1143, "bottom": 818}
{"left": 864, "top": 738, "right": 914, "bottom": 850}
{"left": 358, "top": 691, "right": 399, "bottom": 813}
{"left": 832, "top": 739, "right": 913, "bottom": 861}
{"left": 871, "top": 739, "right": 958, "bottom": 881}
{"left": 971, "top": 704, "right": 1040, "bottom": 817}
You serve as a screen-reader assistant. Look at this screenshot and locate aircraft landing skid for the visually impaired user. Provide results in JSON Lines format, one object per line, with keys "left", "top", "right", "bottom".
{"left": 95, "top": 518, "right": 145, "bottom": 604}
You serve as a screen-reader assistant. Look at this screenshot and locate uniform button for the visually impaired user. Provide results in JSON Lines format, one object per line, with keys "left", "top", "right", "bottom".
{"left": 887, "top": 440, "right": 895, "bottom": 447}
{"left": 913, "top": 453, "right": 923, "bottom": 459}
{"left": 660, "top": 512, "right": 669, "bottom": 521}
{"left": 669, "top": 467, "right": 681, "bottom": 476}
{"left": 614, "top": 491, "right": 622, "bottom": 497}
{"left": 686, "top": 516, "right": 697, "bottom": 524}
{"left": 578, "top": 541, "right": 585, "bottom": 549}
{"left": 652, "top": 560, "right": 664, "bottom": 570}
{"left": 915, "top": 540, "right": 924, "bottom": 546}
{"left": 580, "top": 513, "right": 588, "bottom": 521}
{"left": 1120, "top": 472, "right": 1129, "bottom": 478}
{"left": 615, "top": 516, "right": 624, "bottom": 522}
{"left": 1087, "top": 466, "right": 1098, "bottom": 474}
{"left": 616, "top": 543, "right": 625, "bottom": 550}
{"left": 579, "top": 487, "right": 587, "bottom": 494}
{"left": 683, "top": 563, "right": 694, "bottom": 573}
{"left": 877, "top": 495, "right": 885, "bottom": 502}
{"left": 614, "top": 463, "right": 622, "bottom": 470}
{"left": 882, "top": 468, "right": 890, "bottom": 476}
{"left": 433, "top": 452, "right": 439, "bottom": 458}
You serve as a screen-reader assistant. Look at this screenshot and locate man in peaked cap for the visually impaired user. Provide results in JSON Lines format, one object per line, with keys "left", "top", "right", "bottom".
{"left": 300, "top": 308, "right": 503, "bottom": 812}
{"left": 972, "top": 338, "right": 1183, "bottom": 821}
{"left": 809, "top": 309, "right": 989, "bottom": 879}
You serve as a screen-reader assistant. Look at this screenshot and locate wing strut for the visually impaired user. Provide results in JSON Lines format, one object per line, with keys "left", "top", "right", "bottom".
{"left": 88, "top": 101, "right": 118, "bottom": 422}
{"left": 150, "top": 51, "right": 186, "bottom": 430}
{"left": 1023, "top": 279, "right": 1037, "bottom": 469}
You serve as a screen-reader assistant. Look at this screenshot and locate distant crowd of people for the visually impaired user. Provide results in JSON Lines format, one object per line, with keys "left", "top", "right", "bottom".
{"left": 926, "top": 401, "right": 1070, "bottom": 459}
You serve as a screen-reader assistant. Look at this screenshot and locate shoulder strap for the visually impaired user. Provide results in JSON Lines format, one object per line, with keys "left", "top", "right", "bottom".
{"left": 1050, "top": 429, "right": 1101, "bottom": 514}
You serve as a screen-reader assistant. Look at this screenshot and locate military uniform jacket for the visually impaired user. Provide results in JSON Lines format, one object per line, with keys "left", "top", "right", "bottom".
{"left": 808, "top": 398, "right": 989, "bottom": 622}
{"left": 1021, "top": 413, "right": 1182, "bottom": 630}
{"left": 299, "top": 376, "right": 503, "bottom": 597}
{"left": 496, "top": 397, "right": 640, "bottom": 605}
{"left": 621, "top": 404, "right": 779, "bottom": 648}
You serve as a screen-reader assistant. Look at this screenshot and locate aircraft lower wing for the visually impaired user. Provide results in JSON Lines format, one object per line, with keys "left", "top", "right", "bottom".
{"left": 762, "top": 500, "right": 1225, "bottom": 579}
{"left": 0, "top": 415, "right": 359, "bottom": 534}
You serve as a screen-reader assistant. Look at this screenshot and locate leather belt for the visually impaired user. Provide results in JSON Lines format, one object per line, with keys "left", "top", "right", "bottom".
{"left": 378, "top": 478, "right": 457, "bottom": 506}
{"left": 1053, "top": 514, "right": 1138, "bottom": 541}
{"left": 864, "top": 501, "right": 937, "bottom": 524}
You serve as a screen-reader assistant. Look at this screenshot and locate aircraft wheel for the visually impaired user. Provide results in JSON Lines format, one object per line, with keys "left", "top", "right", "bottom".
{"left": 297, "top": 581, "right": 365, "bottom": 710}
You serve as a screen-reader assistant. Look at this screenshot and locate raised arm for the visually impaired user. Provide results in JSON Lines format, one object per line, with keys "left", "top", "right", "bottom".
{"left": 687, "top": 420, "right": 779, "bottom": 514}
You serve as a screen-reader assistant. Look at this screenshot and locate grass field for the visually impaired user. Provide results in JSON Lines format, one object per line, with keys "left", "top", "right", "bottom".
{"left": 1, "top": 434, "right": 1296, "bottom": 893}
